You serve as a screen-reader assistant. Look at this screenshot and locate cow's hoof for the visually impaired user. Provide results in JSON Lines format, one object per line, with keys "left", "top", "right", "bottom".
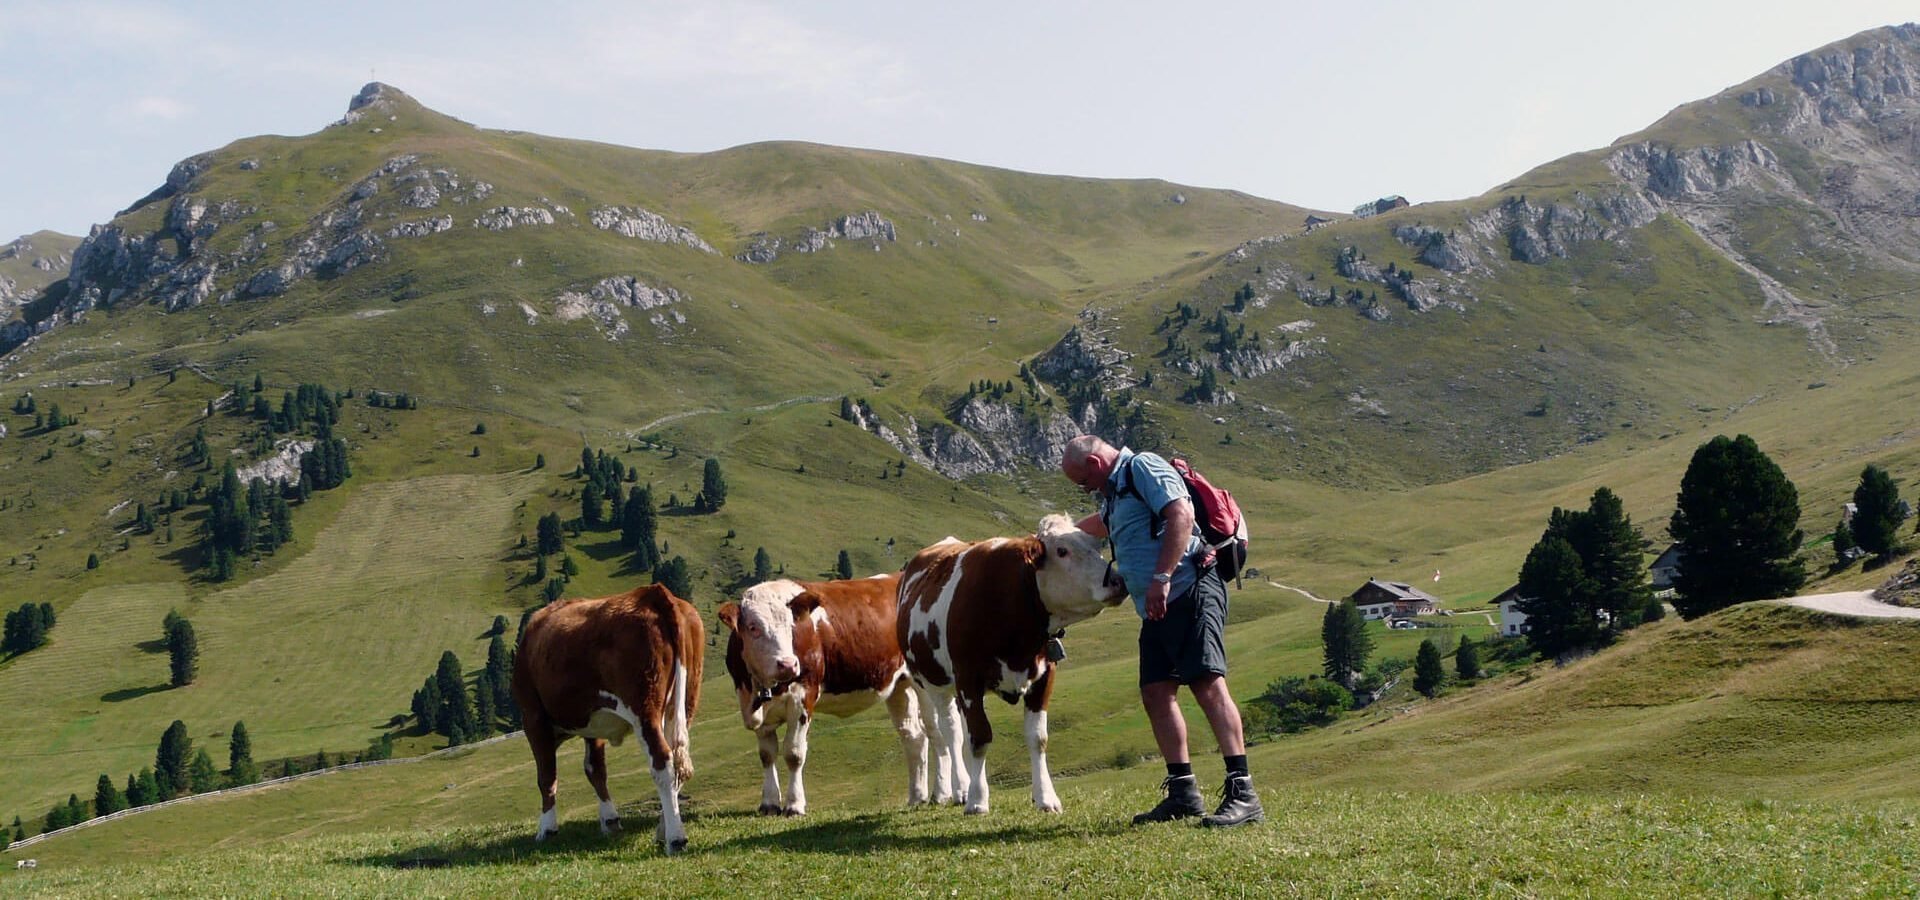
{"left": 665, "top": 837, "right": 688, "bottom": 855}
{"left": 782, "top": 806, "right": 806, "bottom": 817}
{"left": 757, "top": 803, "right": 782, "bottom": 816}
{"left": 535, "top": 829, "right": 555, "bottom": 843}
{"left": 1035, "top": 800, "right": 1063, "bottom": 813}
{"left": 964, "top": 804, "right": 989, "bottom": 816}
{"left": 599, "top": 818, "right": 622, "bottom": 835}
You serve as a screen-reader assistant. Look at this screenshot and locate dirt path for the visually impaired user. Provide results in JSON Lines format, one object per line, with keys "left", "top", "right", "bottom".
{"left": 1782, "top": 590, "right": 1920, "bottom": 619}
{"left": 1268, "top": 581, "right": 1334, "bottom": 604}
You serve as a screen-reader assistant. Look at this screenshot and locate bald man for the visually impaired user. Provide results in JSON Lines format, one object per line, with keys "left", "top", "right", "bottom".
{"left": 1061, "top": 434, "right": 1263, "bottom": 828}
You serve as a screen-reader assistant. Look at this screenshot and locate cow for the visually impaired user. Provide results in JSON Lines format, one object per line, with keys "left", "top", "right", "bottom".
{"left": 897, "top": 514, "right": 1127, "bottom": 815}
{"left": 716, "top": 574, "right": 926, "bottom": 815}
{"left": 512, "top": 583, "right": 704, "bottom": 854}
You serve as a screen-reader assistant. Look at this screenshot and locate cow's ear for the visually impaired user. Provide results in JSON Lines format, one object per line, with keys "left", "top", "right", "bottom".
{"left": 716, "top": 602, "right": 741, "bottom": 633}
{"left": 789, "top": 592, "right": 822, "bottom": 617}
{"left": 1027, "top": 537, "right": 1047, "bottom": 569}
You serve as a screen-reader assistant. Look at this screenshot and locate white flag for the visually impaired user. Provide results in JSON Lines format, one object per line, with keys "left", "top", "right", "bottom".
{"left": 1432, "top": 569, "right": 1442, "bottom": 582}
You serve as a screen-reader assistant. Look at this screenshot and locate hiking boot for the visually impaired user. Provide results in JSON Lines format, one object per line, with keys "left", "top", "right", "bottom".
{"left": 1200, "top": 775, "right": 1265, "bottom": 828}
{"left": 1131, "top": 774, "right": 1205, "bottom": 825}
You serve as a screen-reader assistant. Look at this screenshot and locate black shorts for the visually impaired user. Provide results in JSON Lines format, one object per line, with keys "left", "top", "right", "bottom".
{"left": 1139, "top": 568, "right": 1229, "bottom": 686}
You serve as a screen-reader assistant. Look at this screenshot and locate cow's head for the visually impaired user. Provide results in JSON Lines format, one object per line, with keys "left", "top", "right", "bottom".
{"left": 1029, "top": 514, "right": 1127, "bottom": 627}
{"left": 717, "top": 579, "right": 810, "bottom": 688}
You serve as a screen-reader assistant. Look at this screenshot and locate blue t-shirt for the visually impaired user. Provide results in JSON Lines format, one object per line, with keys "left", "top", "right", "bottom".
{"left": 1102, "top": 448, "right": 1203, "bottom": 618}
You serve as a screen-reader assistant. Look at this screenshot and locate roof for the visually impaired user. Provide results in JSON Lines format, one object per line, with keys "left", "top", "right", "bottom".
{"left": 1650, "top": 544, "right": 1685, "bottom": 569}
{"left": 1357, "top": 578, "right": 1440, "bottom": 604}
{"left": 1491, "top": 584, "right": 1525, "bottom": 606}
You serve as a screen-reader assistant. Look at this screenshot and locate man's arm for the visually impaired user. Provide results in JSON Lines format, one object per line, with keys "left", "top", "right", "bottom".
{"left": 1144, "top": 498, "right": 1194, "bottom": 620}
{"left": 1076, "top": 512, "right": 1107, "bottom": 538}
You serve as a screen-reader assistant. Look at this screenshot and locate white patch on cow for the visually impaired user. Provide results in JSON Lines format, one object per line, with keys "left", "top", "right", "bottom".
{"left": 1026, "top": 709, "right": 1061, "bottom": 812}
{"left": 907, "top": 548, "right": 967, "bottom": 690}
{"left": 885, "top": 668, "right": 930, "bottom": 806}
{"left": 810, "top": 605, "right": 831, "bottom": 627}
{"left": 1032, "top": 514, "right": 1128, "bottom": 630}
{"left": 536, "top": 806, "right": 558, "bottom": 841}
{"left": 916, "top": 685, "right": 970, "bottom": 806}
{"left": 566, "top": 692, "right": 638, "bottom": 743}
{"left": 962, "top": 729, "right": 991, "bottom": 815}
{"left": 738, "top": 579, "right": 807, "bottom": 686}
{"left": 652, "top": 759, "right": 687, "bottom": 853}
{"left": 668, "top": 661, "right": 692, "bottom": 782}
{"left": 991, "top": 658, "right": 1036, "bottom": 698}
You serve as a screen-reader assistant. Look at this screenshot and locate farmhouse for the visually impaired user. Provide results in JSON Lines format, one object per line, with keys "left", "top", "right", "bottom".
{"left": 1649, "top": 545, "right": 1684, "bottom": 596}
{"left": 1491, "top": 585, "right": 1529, "bottom": 637}
{"left": 1348, "top": 578, "right": 1440, "bottom": 620}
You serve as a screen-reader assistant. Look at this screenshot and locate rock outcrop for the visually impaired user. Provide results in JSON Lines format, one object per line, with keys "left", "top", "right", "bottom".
{"left": 551, "top": 276, "right": 689, "bottom": 340}
{"left": 589, "top": 206, "right": 716, "bottom": 253}
{"left": 736, "top": 211, "right": 897, "bottom": 262}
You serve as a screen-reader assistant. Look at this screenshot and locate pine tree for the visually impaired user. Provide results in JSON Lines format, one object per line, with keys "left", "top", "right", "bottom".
{"left": 581, "top": 486, "right": 603, "bottom": 528}
{"left": 622, "top": 487, "right": 658, "bottom": 570}
{"left": 1516, "top": 537, "right": 1596, "bottom": 658}
{"left": 489, "top": 615, "right": 509, "bottom": 638}
{"left": 94, "top": 773, "right": 125, "bottom": 817}
{"left": 653, "top": 556, "right": 693, "bottom": 600}
{"left": 836, "top": 550, "right": 854, "bottom": 580}
{"left": 189, "top": 749, "right": 220, "bottom": 793}
{"left": 229, "top": 721, "right": 258, "bottom": 786}
{"left": 1320, "top": 599, "right": 1372, "bottom": 688}
{"left": 167, "top": 616, "right": 199, "bottom": 686}
{"left": 1413, "top": 639, "right": 1445, "bottom": 697}
{"left": 1576, "top": 488, "right": 1652, "bottom": 629}
{"left": 536, "top": 513, "right": 564, "bottom": 557}
{"left": 1670, "top": 435, "right": 1807, "bottom": 618}
{"left": 474, "top": 678, "right": 496, "bottom": 737}
{"left": 65, "top": 793, "right": 87, "bottom": 825}
{"left": 702, "top": 458, "right": 727, "bottom": 509}
{"left": 435, "top": 651, "right": 474, "bottom": 738}
{"left": 1833, "top": 519, "right": 1857, "bottom": 562}
{"left": 1455, "top": 634, "right": 1481, "bottom": 681}
{"left": 754, "top": 547, "right": 773, "bottom": 583}
{"left": 1851, "top": 464, "right": 1907, "bottom": 560}
{"left": 155, "top": 720, "right": 192, "bottom": 800}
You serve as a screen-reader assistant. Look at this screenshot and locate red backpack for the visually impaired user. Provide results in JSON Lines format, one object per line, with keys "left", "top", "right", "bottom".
{"left": 1111, "top": 454, "right": 1251, "bottom": 586}
{"left": 1170, "top": 458, "right": 1250, "bottom": 585}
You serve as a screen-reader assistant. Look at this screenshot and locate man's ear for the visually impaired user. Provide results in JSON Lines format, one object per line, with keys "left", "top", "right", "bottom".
{"left": 789, "top": 592, "right": 822, "bottom": 618}
{"left": 716, "top": 602, "right": 740, "bottom": 633}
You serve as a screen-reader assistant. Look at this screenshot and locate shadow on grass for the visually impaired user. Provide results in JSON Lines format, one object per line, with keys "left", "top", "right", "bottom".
{"left": 135, "top": 637, "right": 168, "bottom": 653}
{"left": 347, "top": 805, "right": 1118, "bottom": 870}
{"left": 102, "top": 683, "right": 171, "bottom": 702}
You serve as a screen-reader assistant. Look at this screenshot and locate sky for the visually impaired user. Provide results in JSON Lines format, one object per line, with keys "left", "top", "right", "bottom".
{"left": 1, "top": 0, "right": 1915, "bottom": 241}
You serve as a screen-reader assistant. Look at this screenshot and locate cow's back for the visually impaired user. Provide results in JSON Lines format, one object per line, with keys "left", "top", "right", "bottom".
{"left": 898, "top": 537, "right": 1047, "bottom": 691}
{"left": 801, "top": 574, "right": 904, "bottom": 696}
{"left": 515, "top": 584, "right": 702, "bottom": 729}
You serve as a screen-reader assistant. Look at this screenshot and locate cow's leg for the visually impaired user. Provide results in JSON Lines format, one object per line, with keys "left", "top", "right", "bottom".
{"left": 780, "top": 703, "right": 811, "bottom": 816}
{"left": 754, "top": 724, "right": 784, "bottom": 815}
{"left": 640, "top": 717, "right": 688, "bottom": 854}
{"left": 584, "top": 738, "right": 619, "bottom": 834}
{"left": 1024, "top": 664, "right": 1061, "bottom": 812}
{"left": 958, "top": 691, "right": 994, "bottom": 815}
{"left": 886, "top": 678, "right": 930, "bottom": 806}
{"left": 920, "top": 685, "right": 967, "bottom": 805}
{"left": 525, "top": 721, "right": 561, "bottom": 842}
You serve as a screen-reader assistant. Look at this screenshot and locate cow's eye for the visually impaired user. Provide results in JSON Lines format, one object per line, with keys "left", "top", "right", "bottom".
{"left": 1056, "top": 547, "right": 1069, "bottom": 558}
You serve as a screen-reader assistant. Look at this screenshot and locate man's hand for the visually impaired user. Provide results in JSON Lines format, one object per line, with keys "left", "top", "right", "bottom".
{"left": 1146, "top": 579, "right": 1171, "bottom": 620}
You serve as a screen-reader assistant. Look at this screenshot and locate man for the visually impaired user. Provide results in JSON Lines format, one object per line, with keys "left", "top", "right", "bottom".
{"left": 1060, "top": 434, "right": 1263, "bottom": 828}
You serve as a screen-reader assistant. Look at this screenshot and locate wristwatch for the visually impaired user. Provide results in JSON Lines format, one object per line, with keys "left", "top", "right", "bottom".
{"left": 1150, "top": 572, "right": 1173, "bottom": 584}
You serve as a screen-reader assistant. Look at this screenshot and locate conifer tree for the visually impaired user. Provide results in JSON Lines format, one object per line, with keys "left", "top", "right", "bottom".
{"left": 536, "top": 513, "right": 565, "bottom": 557}
{"left": 1455, "top": 634, "right": 1481, "bottom": 681}
{"left": 702, "top": 458, "right": 728, "bottom": 509}
{"left": 836, "top": 550, "right": 854, "bottom": 580}
{"left": 1516, "top": 537, "right": 1595, "bottom": 658}
{"left": 754, "top": 547, "right": 773, "bottom": 583}
{"left": 1320, "top": 599, "right": 1372, "bottom": 688}
{"left": 435, "top": 651, "right": 474, "bottom": 738}
{"left": 94, "top": 774, "right": 125, "bottom": 817}
{"left": 653, "top": 556, "right": 693, "bottom": 600}
{"left": 1851, "top": 464, "right": 1907, "bottom": 560}
{"left": 1413, "top": 639, "right": 1445, "bottom": 697}
{"left": 155, "top": 720, "right": 192, "bottom": 800}
{"left": 229, "top": 721, "right": 258, "bottom": 786}
{"left": 167, "top": 616, "right": 198, "bottom": 686}
{"left": 1670, "top": 435, "right": 1806, "bottom": 618}
{"left": 189, "top": 749, "right": 220, "bottom": 793}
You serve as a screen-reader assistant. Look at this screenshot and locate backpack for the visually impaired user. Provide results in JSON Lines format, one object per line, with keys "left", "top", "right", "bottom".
{"left": 1111, "top": 453, "right": 1251, "bottom": 586}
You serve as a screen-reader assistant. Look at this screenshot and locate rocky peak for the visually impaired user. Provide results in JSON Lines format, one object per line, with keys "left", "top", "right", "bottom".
{"left": 336, "top": 82, "right": 414, "bottom": 126}
{"left": 1782, "top": 25, "right": 1919, "bottom": 123}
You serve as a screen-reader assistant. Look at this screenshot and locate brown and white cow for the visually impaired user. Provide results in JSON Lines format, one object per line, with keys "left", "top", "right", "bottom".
{"left": 717, "top": 574, "right": 926, "bottom": 815}
{"left": 897, "top": 514, "right": 1126, "bottom": 815}
{"left": 512, "top": 583, "right": 704, "bottom": 853}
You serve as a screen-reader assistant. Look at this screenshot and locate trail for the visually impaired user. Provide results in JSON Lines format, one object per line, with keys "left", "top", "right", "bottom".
{"left": 1268, "top": 581, "right": 1333, "bottom": 604}
{"left": 1782, "top": 590, "right": 1920, "bottom": 620}
{"left": 633, "top": 395, "right": 837, "bottom": 435}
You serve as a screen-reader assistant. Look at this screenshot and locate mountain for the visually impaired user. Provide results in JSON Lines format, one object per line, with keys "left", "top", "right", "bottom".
{"left": 0, "top": 230, "right": 79, "bottom": 344}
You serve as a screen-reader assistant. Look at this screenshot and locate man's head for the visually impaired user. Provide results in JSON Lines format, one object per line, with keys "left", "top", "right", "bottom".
{"left": 1060, "top": 435, "right": 1119, "bottom": 495}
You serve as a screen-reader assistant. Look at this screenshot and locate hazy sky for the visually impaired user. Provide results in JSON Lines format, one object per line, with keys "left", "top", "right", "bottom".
{"left": 2, "top": 1, "right": 1914, "bottom": 240}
